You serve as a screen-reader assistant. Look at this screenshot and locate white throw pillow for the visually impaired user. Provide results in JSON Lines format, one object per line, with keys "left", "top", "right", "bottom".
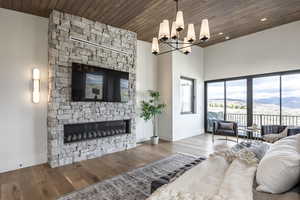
{"left": 256, "top": 134, "right": 300, "bottom": 194}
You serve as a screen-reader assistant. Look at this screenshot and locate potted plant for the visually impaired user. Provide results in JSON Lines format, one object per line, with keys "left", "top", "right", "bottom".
{"left": 140, "top": 90, "right": 166, "bottom": 145}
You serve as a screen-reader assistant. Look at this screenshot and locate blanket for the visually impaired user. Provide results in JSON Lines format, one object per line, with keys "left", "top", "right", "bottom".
{"left": 147, "top": 149, "right": 258, "bottom": 200}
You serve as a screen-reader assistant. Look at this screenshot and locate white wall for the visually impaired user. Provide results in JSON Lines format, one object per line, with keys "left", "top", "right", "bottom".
{"left": 172, "top": 47, "right": 205, "bottom": 141}
{"left": 156, "top": 46, "right": 205, "bottom": 141}
{"left": 204, "top": 21, "right": 300, "bottom": 80}
{"left": 136, "top": 41, "right": 158, "bottom": 142}
{"left": 0, "top": 8, "right": 48, "bottom": 173}
{"left": 157, "top": 51, "right": 173, "bottom": 141}
{"left": 136, "top": 43, "right": 206, "bottom": 142}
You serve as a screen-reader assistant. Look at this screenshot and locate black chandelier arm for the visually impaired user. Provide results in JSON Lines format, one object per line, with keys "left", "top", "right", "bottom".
{"left": 156, "top": 41, "right": 203, "bottom": 56}
{"left": 159, "top": 39, "right": 178, "bottom": 49}
{"left": 156, "top": 48, "right": 186, "bottom": 56}
{"left": 164, "top": 42, "right": 178, "bottom": 51}
{"left": 160, "top": 40, "right": 204, "bottom": 47}
{"left": 160, "top": 41, "right": 195, "bottom": 45}
{"left": 160, "top": 38, "right": 204, "bottom": 45}
{"left": 159, "top": 41, "right": 187, "bottom": 56}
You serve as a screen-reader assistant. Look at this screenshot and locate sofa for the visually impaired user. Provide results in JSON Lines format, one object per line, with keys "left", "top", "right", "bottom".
{"left": 261, "top": 125, "right": 300, "bottom": 136}
{"left": 150, "top": 144, "right": 300, "bottom": 200}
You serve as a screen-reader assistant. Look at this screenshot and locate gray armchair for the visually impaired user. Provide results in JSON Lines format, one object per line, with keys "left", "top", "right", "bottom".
{"left": 212, "top": 120, "right": 238, "bottom": 143}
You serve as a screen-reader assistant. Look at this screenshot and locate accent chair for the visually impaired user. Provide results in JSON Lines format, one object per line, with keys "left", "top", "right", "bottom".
{"left": 212, "top": 120, "right": 239, "bottom": 143}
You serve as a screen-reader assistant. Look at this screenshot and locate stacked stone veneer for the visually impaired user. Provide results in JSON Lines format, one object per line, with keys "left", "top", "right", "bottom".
{"left": 48, "top": 10, "right": 137, "bottom": 167}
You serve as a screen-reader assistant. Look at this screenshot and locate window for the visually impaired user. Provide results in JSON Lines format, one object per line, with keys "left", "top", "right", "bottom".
{"left": 226, "top": 79, "right": 247, "bottom": 127}
{"left": 253, "top": 76, "right": 280, "bottom": 126}
{"left": 180, "top": 77, "right": 195, "bottom": 114}
{"left": 282, "top": 73, "right": 300, "bottom": 125}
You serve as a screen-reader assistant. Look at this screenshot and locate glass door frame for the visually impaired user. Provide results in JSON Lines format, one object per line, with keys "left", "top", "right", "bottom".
{"left": 206, "top": 81, "right": 226, "bottom": 132}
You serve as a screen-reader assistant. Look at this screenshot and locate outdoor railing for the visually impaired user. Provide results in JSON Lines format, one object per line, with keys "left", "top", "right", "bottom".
{"left": 226, "top": 113, "right": 300, "bottom": 127}
{"left": 207, "top": 112, "right": 300, "bottom": 131}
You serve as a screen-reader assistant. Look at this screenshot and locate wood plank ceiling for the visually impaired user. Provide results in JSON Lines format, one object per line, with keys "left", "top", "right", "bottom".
{"left": 1, "top": 0, "right": 300, "bottom": 47}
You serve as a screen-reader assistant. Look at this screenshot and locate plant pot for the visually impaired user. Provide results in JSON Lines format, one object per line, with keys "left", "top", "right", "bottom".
{"left": 151, "top": 136, "right": 159, "bottom": 145}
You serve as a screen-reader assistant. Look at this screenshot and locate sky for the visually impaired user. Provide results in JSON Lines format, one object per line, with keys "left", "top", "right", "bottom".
{"left": 207, "top": 74, "right": 300, "bottom": 101}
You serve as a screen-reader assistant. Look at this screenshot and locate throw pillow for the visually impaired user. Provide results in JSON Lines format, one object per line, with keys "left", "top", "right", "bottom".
{"left": 256, "top": 134, "right": 300, "bottom": 194}
{"left": 219, "top": 122, "right": 233, "bottom": 130}
{"left": 262, "top": 127, "right": 288, "bottom": 143}
{"left": 232, "top": 142, "right": 270, "bottom": 161}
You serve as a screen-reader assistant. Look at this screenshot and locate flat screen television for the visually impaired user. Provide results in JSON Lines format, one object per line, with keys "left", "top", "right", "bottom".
{"left": 72, "top": 63, "right": 129, "bottom": 102}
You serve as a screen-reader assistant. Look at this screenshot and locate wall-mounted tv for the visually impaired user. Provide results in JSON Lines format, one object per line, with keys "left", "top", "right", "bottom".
{"left": 72, "top": 63, "right": 129, "bottom": 102}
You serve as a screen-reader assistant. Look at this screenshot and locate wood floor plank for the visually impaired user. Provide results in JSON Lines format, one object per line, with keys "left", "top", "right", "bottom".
{"left": 18, "top": 167, "right": 43, "bottom": 200}
{"left": 0, "top": 134, "right": 233, "bottom": 200}
{"left": 1, "top": 182, "right": 22, "bottom": 200}
{"left": 46, "top": 167, "right": 75, "bottom": 196}
{"left": 30, "top": 165, "right": 59, "bottom": 200}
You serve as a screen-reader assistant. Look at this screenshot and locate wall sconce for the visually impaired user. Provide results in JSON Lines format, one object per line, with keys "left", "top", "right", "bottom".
{"left": 32, "top": 68, "right": 40, "bottom": 104}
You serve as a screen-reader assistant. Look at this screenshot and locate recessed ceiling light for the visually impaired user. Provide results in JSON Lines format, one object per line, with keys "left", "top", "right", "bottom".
{"left": 225, "top": 36, "right": 230, "bottom": 40}
{"left": 260, "top": 18, "right": 267, "bottom": 22}
{"left": 219, "top": 32, "right": 223, "bottom": 35}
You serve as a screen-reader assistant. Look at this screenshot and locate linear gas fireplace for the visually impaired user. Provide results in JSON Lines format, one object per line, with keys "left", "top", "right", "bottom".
{"left": 64, "top": 120, "right": 131, "bottom": 144}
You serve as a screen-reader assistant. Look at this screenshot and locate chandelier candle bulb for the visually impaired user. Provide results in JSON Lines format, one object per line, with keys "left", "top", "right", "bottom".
{"left": 152, "top": 37, "right": 159, "bottom": 55}
{"left": 161, "top": 20, "right": 170, "bottom": 40}
{"left": 175, "top": 11, "right": 184, "bottom": 31}
{"left": 187, "top": 24, "right": 196, "bottom": 42}
{"left": 158, "top": 22, "right": 164, "bottom": 40}
{"left": 200, "top": 19, "right": 210, "bottom": 41}
{"left": 171, "top": 21, "right": 177, "bottom": 39}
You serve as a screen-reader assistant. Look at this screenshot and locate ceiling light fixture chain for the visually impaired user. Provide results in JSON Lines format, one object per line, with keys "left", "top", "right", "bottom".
{"left": 151, "top": 0, "right": 211, "bottom": 55}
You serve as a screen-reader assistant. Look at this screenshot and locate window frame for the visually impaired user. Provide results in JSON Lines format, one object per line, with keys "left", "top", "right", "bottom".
{"left": 180, "top": 76, "right": 196, "bottom": 115}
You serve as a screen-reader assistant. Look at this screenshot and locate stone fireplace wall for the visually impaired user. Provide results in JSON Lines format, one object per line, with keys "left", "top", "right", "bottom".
{"left": 48, "top": 10, "right": 137, "bottom": 167}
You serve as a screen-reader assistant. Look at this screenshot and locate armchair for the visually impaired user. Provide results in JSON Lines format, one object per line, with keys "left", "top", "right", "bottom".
{"left": 212, "top": 120, "right": 238, "bottom": 143}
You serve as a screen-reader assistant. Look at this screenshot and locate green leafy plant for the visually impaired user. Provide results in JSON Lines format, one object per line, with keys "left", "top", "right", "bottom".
{"left": 140, "top": 90, "right": 166, "bottom": 137}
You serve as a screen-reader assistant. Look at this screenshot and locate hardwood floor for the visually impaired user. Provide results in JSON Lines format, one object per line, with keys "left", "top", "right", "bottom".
{"left": 0, "top": 134, "right": 236, "bottom": 200}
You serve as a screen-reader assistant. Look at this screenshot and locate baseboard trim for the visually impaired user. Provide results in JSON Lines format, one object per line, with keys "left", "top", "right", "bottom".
{"left": 158, "top": 135, "right": 173, "bottom": 142}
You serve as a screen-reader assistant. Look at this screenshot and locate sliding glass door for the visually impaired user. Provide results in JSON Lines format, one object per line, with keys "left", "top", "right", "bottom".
{"left": 206, "top": 79, "right": 247, "bottom": 131}
{"left": 226, "top": 79, "right": 247, "bottom": 127}
{"left": 205, "top": 70, "right": 300, "bottom": 132}
{"left": 207, "top": 82, "right": 224, "bottom": 131}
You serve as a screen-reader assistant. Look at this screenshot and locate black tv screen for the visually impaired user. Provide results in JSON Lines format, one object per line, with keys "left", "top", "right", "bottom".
{"left": 72, "top": 63, "right": 129, "bottom": 102}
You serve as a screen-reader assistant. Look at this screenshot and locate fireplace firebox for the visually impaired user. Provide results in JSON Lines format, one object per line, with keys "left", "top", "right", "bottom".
{"left": 64, "top": 120, "right": 131, "bottom": 144}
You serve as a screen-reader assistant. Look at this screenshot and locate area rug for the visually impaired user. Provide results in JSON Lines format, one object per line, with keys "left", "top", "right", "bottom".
{"left": 57, "top": 153, "right": 204, "bottom": 200}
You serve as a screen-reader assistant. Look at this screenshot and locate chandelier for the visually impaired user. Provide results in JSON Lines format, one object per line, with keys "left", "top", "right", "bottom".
{"left": 151, "top": 0, "right": 210, "bottom": 55}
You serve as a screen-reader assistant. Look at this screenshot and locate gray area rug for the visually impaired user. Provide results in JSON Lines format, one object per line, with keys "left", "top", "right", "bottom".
{"left": 57, "top": 153, "right": 200, "bottom": 200}
{"left": 57, "top": 151, "right": 300, "bottom": 200}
